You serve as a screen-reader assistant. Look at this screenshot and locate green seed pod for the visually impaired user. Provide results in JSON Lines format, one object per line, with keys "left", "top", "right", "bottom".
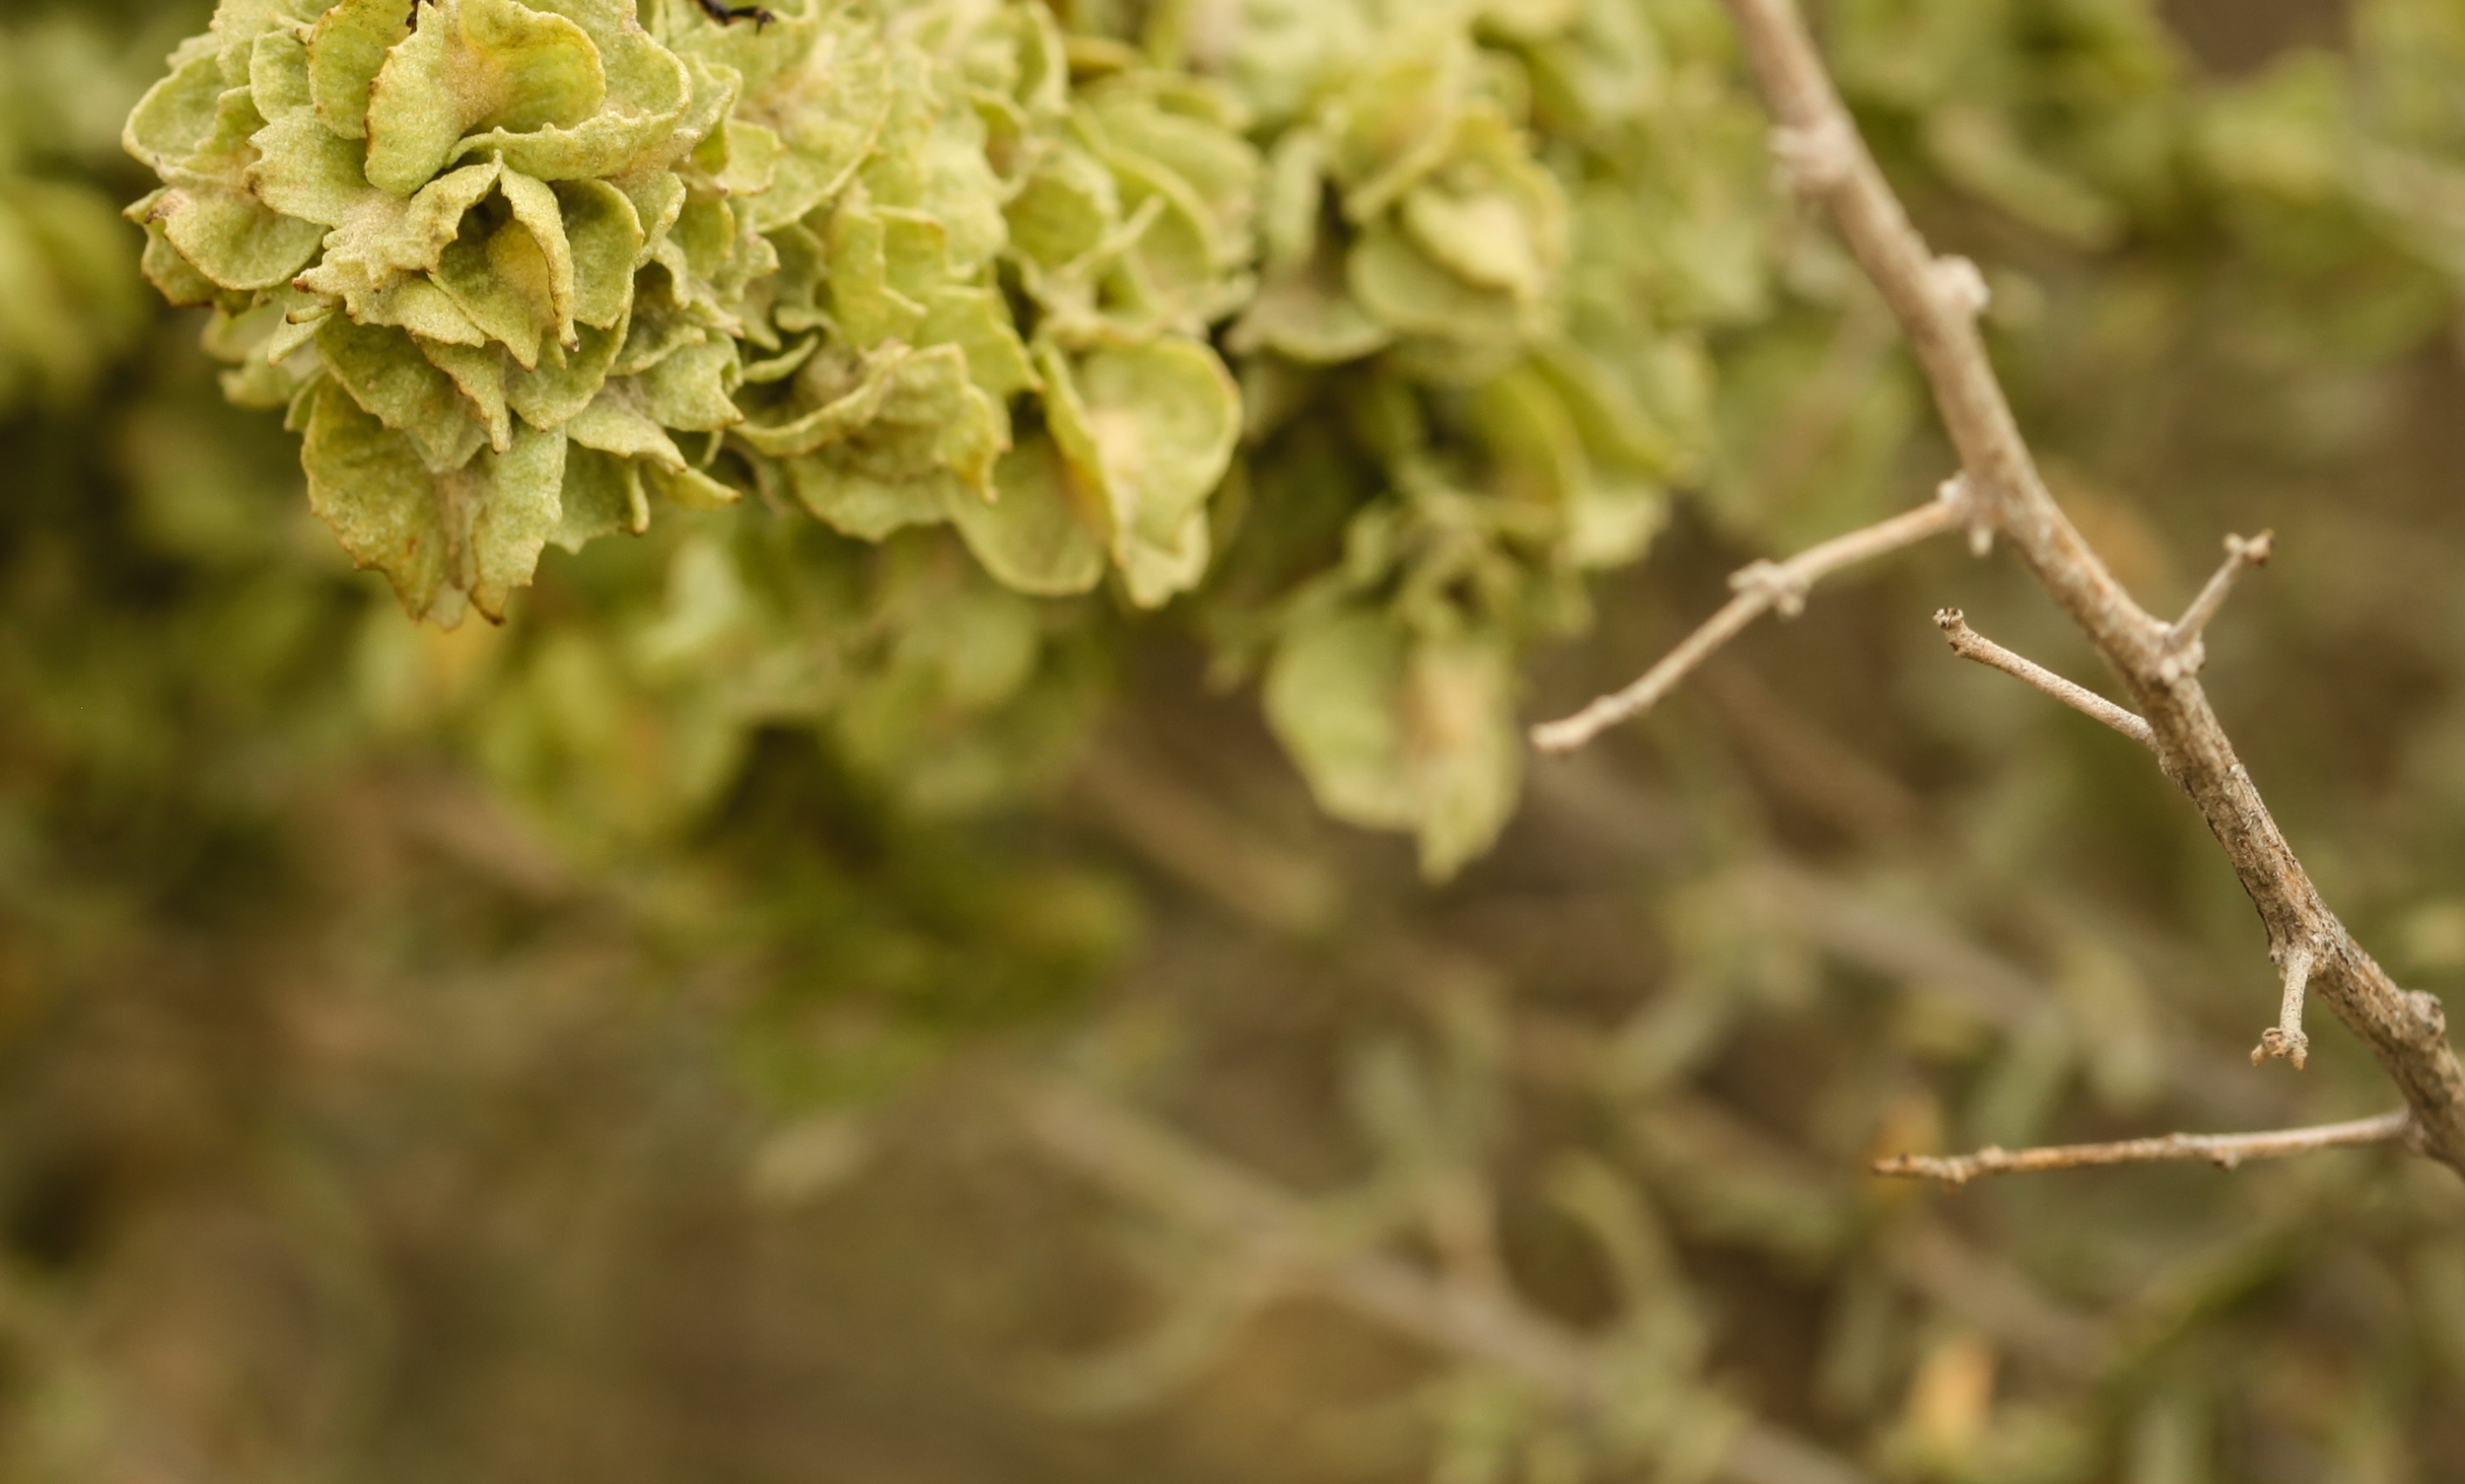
{"left": 722, "top": 1, "right": 1256, "bottom": 609}
{"left": 116, "top": 0, "right": 1766, "bottom": 874}
{"left": 1206, "top": 0, "right": 1766, "bottom": 873}
{"left": 126, "top": 0, "right": 780, "bottom": 624}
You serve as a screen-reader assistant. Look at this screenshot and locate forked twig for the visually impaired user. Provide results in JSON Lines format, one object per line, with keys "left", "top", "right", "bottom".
{"left": 1531, "top": 482, "right": 1973, "bottom": 753}
{"left": 1710, "top": 0, "right": 2465, "bottom": 1175}
{"left": 2167, "top": 530, "right": 2274, "bottom": 670}
{"left": 1934, "top": 608, "right": 2153, "bottom": 747}
{"left": 1873, "top": 1108, "right": 2412, "bottom": 1187}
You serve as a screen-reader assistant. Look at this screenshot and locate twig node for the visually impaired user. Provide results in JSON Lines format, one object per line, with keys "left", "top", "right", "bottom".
{"left": 2250, "top": 1025, "right": 2310, "bottom": 1071}
{"left": 1932, "top": 255, "right": 1992, "bottom": 318}
{"left": 1768, "top": 118, "right": 1856, "bottom": 194}
{"left": 1730, "top": 559, "right": 1809, "bottom": 616}
{"left": 1937, "top": 474, "right": 1993, "bottom": 555}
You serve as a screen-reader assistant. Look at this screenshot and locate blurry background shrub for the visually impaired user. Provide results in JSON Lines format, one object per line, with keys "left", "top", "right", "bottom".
{"left": 1, "top": 1, "right": 2463, "bottom": 1481}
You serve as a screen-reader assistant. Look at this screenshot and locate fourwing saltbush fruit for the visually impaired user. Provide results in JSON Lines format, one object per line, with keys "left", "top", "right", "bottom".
{"left": 123, "top": 0, "right": 1769, "bottom": 876}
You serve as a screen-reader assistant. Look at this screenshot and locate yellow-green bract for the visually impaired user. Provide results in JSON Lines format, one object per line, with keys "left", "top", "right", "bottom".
{"left": 123, "top": 0, "right": 1762, "bottom": 875}
{"left": 124, "top": 0, "right": 1257, "bottom": 628}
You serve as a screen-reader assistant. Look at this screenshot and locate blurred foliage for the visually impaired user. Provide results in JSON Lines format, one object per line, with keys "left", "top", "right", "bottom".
{"left": 3, "top": 0, "right": 2465, "bottom": 1482}
{"left": 121, "top": 0, "right": 1784, "bottom": 874}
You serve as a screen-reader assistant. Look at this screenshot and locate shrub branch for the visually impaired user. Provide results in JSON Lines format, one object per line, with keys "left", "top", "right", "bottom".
{"left": 1550, "top": 0, "right": 2465, "bottom": 1175}
{"left": 1932, "top": 607, "right": 2154, "bottom": 747}
{"left": 1872, "top": 1108, "right": 2414, "bottom": 1187}
{"left": 1530, "top": 483, "right": 1972, "bottom": 752}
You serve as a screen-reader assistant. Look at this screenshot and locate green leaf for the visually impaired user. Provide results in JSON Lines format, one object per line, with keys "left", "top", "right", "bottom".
{"left": 1005, "top": 142, "right": 1119, "bottom": 268}
{"left": 918, "top": 284, "right": 1037, "bottom": 399}
{"left": 788, "top": 461, "right": 956, "bottom": 540}
{"left": 565, "top": 384, "right": 688, "bottom": 468}
{"left": 1325, "top": 28, "right": 1475, "bottom": 218}
{"left": 134, "top": 208, "right": 228, "bottom": 308}
{"left": 633, "top": 338, "right": 741, "bottom": 431}
{"left": 1259, "top": 126, "right": 1326, "bottom": 275}
{"left": 1467, "top": 359, "right": 1587, "bottom": 508}
{"left": 249, "top": 27, "right": 316, "bottom": 120}
{"left": 824, "top": 193, "right": 930, "bottom": 349}
{"left": 735, "top": 7, "right": 895, "bottom": 228}
{"left": 468, "top": 417, "right": 568, "bottom": 620}
{"left": 858, "top": 49, "right": 1007, "bottom": 270}
{"left": 500, "top": 168, "right": 580, "bottom": 345}
{"left": 306, "top": 0, "right": 409, "bottom": 141}
{"left": 299, "top": 157, "right": 501, "bottom": 302}
{"left": 123, "top": 40, "right": 228, "bottom": 174}
{"left": 1232, "top": 245, "right": 1392, "bottom": 364}
{"left": 740, "top": 343, "right": 997, "bottom": 493}
{"left": 1349, "top": 219, "right": 1525, "bottom": 342}
{"left": 423, "top": 337, "right": 514, "bottom": 450}
{"left": 1265, "top": 605, "right": 1418, "bottom": 832}
{"left": 248, "top": 108, "right": 376, "bottom": 226}
{"left": 1087, "top": 83, "right": 1260, "bottom": 262}
{"left": 299, "top": 372, "right": 566, "bottom": 624}
{"left": 1040, "top": 336, "right": 1239, "bottom": 606}
{"left": 364, "top": 0, "right": 608, "bottom": 195}
{"left": 645, "top": 461, "right": 740, "bottom": 511}
{"left": 148, "top": 183, "right": 325, "bottom": 292}
{"left": 507, "top": 315, "right": 626, "bottom": 429}
{"left": 1401, "top": 184, "right": 1547, "bottom": 300}
{"left": 434, "top": 189, "right": 560, "bottom": 367}
{"left": 553, "top": 177, "right": 642, "bottom": 329}
{"left": 317, "top": 313, "right": 488, "bottom": 471}
{"left": 553, "top": 443, "right": 649, "bottom": 550}
{"left": 1401, "top": 626, "right": 1520, "bottom": 880}
{"left": 355, "top": 276, "right": 491, "bottom": 345}
{"left": 303, "top": 374, "right": 458, "bottom": 621}
{"left": 948, "top": 435, "right": 1107, "bottom": 597}
{"left": 1264, "top": 607, "right": 1522, "bottom": 879}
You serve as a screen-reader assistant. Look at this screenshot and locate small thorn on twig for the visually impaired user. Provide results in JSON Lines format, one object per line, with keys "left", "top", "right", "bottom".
{"left": 1932, "top": 255, "right": 1992, "bottom": 319}
{"left": 1935, "top": 609, "right": 2155, "bottom": 748}
{"left": 1769, "top": 117, "right": 1857, "bottom": 194}
{"left": 1938, "top": 473, "right": 1993, "bottom": 557}
{"left": 2168, "top": 530, "right": 2274, "bottom": 671}
{"left": 2252, "top": 939, "right": 2316, "bottom": 1070}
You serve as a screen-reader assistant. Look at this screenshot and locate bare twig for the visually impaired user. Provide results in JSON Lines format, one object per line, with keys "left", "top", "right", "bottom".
{"left": 1531, "top": 484, "right": 1969, "bottom": 753}
{"left": 1016, "top": 1080, "right": 1870, "bottom": 1484}
{"left": 1715, "top": 0, "right": 2465, "bottom": 1175}
{"left": 1934, "top": 608, "right": 2153, "bottom": 748}
{"left": 2167, "top": 531, "right": 2274, "bottom": 670}
{"left": 2253, "top": 940, "right": 2316, "bottom": 1070}
{"left": 1872, "top": 1108, "right": 2413, "bottom": 1187}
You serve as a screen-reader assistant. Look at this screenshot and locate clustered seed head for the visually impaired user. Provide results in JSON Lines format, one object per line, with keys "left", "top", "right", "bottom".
{"left": 124, "top": 0, "right": 1751, "bottom": 872}
{"left": 123, "top": 0, "right": 1261, "bottom": 624}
